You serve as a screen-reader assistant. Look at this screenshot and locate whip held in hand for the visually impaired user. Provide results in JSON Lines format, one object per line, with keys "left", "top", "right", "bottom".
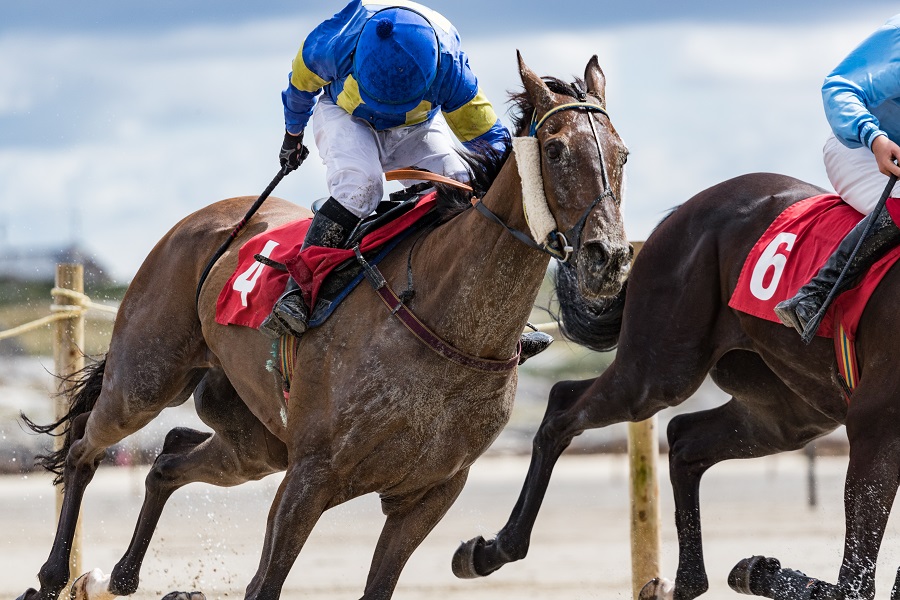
{"left": 195, "top": 165, "right": 299, "bottom": 306}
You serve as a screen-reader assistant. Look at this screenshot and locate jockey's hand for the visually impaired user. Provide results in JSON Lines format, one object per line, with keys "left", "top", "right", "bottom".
{"left": 279, "top": 131, "right": 309, "bottom": 173}
{"left": 871, "top": 135, "right": 900, "bottom": 179}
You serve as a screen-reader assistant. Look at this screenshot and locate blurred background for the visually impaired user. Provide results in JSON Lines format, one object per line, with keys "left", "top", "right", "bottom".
{"left": 3, "top": 0, "right": 897, "bottom": 468}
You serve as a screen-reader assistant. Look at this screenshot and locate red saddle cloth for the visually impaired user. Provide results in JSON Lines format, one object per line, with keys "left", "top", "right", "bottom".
{"left": 215, "top": 193, "right": 438, "bottom": 328}
{"left": 729, "top": 194, "right": 900, "bottom": 391}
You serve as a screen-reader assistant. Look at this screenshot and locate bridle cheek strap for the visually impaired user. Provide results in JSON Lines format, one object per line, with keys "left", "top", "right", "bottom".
{"left": 513, "top": 136, "right": 557, "bottom": 250}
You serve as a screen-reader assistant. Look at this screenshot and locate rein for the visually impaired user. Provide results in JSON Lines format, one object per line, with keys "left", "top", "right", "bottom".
{"left": 474, "top": 99, "right": 617, "bottom": 262}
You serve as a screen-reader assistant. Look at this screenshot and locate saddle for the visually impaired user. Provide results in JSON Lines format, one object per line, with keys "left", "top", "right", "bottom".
{"left": 729, "top": 193, "right": 900, "bottom": 395}
{"left": 215, "top": 184, "right": 445, "bottom": 331}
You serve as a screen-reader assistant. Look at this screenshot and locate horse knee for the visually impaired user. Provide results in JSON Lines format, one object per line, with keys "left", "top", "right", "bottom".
{"left": 535, "top": 381, "right": 588, "bottom": 449}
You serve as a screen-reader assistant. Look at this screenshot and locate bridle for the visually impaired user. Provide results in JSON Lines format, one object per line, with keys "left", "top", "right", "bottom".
{"left": 474, "top": 96, "right": 618, "bottom": 263}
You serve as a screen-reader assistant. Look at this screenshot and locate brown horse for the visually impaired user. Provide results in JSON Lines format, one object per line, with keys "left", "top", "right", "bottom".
{"left": 17, "top": 54, "right": 630, "bottom": 600}
{"left": 452, "top": 171, "right": 900, "bottom": 600}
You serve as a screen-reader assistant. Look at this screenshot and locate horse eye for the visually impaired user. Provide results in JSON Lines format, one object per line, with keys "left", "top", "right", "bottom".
{"left": 546, "top": 141, "right": 563, "bottom": 161}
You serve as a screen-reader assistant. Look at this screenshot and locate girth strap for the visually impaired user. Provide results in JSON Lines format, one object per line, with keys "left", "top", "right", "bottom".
{"left": 355, "top": 248, "right": 520, "bottom": 373}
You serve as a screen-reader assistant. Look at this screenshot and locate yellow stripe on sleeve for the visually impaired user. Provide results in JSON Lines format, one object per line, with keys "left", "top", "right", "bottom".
{"left": 443, "top": 88, "right": 498, "bottom": 142}
{"left": 290, "top": 40, "right": 330, "bottom": 93}
{"left": 405, "top": 100, "right": 433, "bottom": 126}
{"left": 336, "top": 75, "right": 364, "bottom": 114}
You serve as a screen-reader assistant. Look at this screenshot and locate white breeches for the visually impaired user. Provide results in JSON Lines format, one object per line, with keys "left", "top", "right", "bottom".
{"left": 823, "top": 132, "right": 900, "bottom": 214}
{"left": 311, "top": 98, "right": 468, "bottom": 218}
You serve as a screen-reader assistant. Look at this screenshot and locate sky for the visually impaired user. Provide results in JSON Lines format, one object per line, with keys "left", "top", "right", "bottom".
{"left": 0, "top": 1, "right": 897, "bottom": 281}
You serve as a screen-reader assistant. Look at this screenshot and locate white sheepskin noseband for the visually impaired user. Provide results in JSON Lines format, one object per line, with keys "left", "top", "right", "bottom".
{"left": 513, "top": 136, "right": 557, "bottom": 246}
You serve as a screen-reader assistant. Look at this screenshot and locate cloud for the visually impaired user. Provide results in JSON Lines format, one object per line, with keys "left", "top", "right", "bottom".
{"left": 0, "top": 11, "right": 890, "bottom": 280}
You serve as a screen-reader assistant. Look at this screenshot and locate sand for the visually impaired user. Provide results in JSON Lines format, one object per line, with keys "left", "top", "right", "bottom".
{"left": 3, "top": 452, "right": 899, "bottom": 599}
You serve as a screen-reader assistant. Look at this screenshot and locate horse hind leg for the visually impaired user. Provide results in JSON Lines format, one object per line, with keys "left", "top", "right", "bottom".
{"left": 19, "top": 353, "right": 205, "bottom": 600}
{"left": 74, "top": 369, "right": 287, "bottom": 600}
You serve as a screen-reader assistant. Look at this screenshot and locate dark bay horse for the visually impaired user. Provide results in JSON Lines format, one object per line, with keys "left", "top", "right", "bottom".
{"left": 453, "top": 172, "right": 900, "bottom": 600}
{"left": 18, "top": 54, "right": 631, "bottom": 600}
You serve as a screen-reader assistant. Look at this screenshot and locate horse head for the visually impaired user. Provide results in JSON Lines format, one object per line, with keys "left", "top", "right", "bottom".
{"left": 517, "top": 53, "right": 631, "bottom": 299}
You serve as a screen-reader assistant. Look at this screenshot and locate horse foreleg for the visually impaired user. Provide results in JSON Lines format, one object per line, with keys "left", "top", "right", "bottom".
{"left": 363, "top": 469, "right": 469, "bottom": 599}
{"left": 451, "top": 377, "right": 595, "bottom": 579}
{"left": 663, "top": 399, "right": 833, "bottom": 599}
{"left": 455, "top": 349, "right": 709, "bottom": 579}
{"left": 829, "top": 386, "right": 900, "bottom": 600}
{"left": 728, "top": 381, "right": 899, "bottom": 600}
{"left": 244, "top": 460, "right": 334, "bottom": 600}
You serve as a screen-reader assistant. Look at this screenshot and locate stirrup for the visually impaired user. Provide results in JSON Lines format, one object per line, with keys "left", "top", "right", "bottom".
{"left": 259, "top": 312, "right": 290, "bottom": 339}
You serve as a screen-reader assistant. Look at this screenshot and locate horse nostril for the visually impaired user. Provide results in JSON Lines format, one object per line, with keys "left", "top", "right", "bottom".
{"left": 587, "top": 245, "right": 609, "bottom": 275}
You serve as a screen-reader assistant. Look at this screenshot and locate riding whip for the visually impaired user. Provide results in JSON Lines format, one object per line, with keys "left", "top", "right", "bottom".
{"left": 801, "top": 172, "right": 899, "bottom": 343}
{"left": 195, "top": 163, "right": 299, "bottom": 306}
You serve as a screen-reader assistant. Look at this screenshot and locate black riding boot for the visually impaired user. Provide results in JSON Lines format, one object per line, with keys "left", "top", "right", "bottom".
{"left": 518, "top": 330, "right": 553, "bottom": 364}
{"left": 259, "top": 198, "right": 361, "bottom": 338}
{"left": 774, "top": 208, "right": 900, "bottom": 342}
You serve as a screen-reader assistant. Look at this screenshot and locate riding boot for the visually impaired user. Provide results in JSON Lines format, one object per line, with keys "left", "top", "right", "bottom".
{"left": 773, "top": 208, "right": 900, "bottom": 342}
{"left": 260, "top": 198, "right": 361, "bottom": 338}
{"left": 518, "top": 330, "right": 553, "bottom": 364}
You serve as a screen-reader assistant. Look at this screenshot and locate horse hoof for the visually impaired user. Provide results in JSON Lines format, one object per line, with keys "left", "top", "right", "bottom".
{"left": 70, "top": 568, "right": 115, "bottom": 600}
{"left": 728, "top": 555, "right": 780, "bottom": 595}
{"left": 451, "top": 536, "right": 487, "bottom": 579}
{"left": 16, "top": 588, "right": 39, "bottom": 600}
{"left": 639, "top": 577, "right": 675, "bottom": 600}
{"left": 160, "top": 592, "right": 205, "bottom": 600}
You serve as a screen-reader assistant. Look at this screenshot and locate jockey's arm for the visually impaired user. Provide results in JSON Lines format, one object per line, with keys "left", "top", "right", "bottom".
{"left": 282, "top": 39, "right": 331, "bottom": 135}
{"left": 443, "top": 88, "right": 511, "bottom": 155}
{"left": 821, "top": 20, "right": 900, "bottom": 151}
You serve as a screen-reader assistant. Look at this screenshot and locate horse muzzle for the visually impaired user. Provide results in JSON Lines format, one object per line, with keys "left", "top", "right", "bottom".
{"left": 576, "top": 241, "right": 632, "bottom": 298}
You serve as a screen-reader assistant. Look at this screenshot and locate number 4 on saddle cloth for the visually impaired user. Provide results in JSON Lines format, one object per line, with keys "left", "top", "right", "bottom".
{"left": 216, "top": 190, "right": 439, "bottom": 332}
{"left": 729, "top": 194, "right": 900, "bottom": 395}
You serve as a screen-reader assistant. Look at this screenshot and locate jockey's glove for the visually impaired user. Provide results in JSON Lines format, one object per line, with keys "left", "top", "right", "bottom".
{"left": 279, "top": 131, "right": 309, "bottom": 173}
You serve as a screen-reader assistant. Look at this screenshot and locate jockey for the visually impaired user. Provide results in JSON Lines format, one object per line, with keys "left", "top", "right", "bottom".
{"left": 261, "top": 1, "right": 552, "bottom": 362}
{"left": 775, "top": 13, "right": 900, "bottom": 339}
{"left": 260, "top": 0, "right": 510, "bottom": 339}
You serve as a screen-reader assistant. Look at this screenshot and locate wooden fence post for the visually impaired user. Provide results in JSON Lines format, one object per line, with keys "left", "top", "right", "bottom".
{"left": 625, "top": 241, "right": 660, "bottom": 599}
{"left": 53, "top": 264, "right": 84, "bottom": 585}
{"left": 629, "top": 418, "right": 661, "bottom": 599}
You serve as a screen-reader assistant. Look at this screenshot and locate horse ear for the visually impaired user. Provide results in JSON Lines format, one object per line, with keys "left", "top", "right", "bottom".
{"left": 584, "top": 55, "right": 606, "bottom": 104}
{"left": 517, "top": 50, "right": 554, "bottom": 113}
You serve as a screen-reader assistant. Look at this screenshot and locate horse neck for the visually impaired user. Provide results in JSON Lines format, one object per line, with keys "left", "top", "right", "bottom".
{"left": 413, "top": 152, "right": 551, "bottom": 357}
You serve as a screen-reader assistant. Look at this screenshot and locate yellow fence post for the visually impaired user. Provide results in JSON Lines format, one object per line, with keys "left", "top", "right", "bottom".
{"left": 53, "top": 264, "right": 84, "bottom": 585}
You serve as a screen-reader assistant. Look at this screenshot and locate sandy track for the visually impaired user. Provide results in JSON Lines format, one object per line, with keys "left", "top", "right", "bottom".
{"left": 2, "top": 453, "right": 899, "bottom": 599}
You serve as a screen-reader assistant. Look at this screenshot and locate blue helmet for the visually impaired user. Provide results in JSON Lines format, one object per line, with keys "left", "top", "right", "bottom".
{"left": 353, "top": 7, "right": 439, "bottom": 114}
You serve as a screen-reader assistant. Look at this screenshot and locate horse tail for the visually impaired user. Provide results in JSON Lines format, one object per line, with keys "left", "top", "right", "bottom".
{"left": 21, "top": 356, "right": 107, "bottom": 486}
{"left": 554, "top": 263, "right": 627, "bottom": 352}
